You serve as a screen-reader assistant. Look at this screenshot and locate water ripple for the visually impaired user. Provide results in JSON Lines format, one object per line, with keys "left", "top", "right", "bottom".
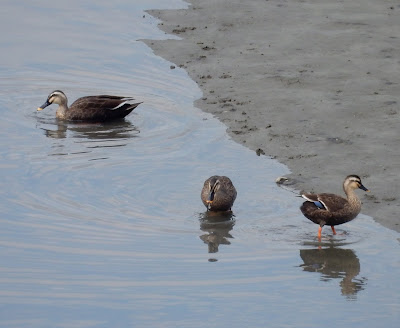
{"left": 0, "top": 1, "right": 399, "bottom": 327}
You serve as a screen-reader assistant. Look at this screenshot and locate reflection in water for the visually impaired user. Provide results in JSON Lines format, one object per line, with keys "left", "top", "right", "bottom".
{"left": 199, "top": 211, "right": 235, "bottom": 258}
{"left": 1, "top": 0, "right": 399, "bottom": 327}
{"left": 299, "top": 247, "right": 367, "bottom": 299}
{"left": 41, "top": 119, "right": 140, "bottom": 141}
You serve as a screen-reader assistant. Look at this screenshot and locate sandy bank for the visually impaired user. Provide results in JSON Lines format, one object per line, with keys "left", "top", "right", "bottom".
{"left": 143, "top": 0, "right": 400, "bottom": 232}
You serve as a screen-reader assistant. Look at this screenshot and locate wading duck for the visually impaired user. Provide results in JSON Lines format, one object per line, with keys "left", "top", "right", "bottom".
{"left": 300, "top": 175, "right": 369, "bottom": 239}
{"left": 201, "top": 176, "right": 237, "bottom": 212}
{"left": 37, "top": 90, "right": 141, "bottom": 122}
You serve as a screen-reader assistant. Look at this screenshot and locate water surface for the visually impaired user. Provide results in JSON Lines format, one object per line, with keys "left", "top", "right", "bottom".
{"left": 0, "top": 1, "right": 399, "bottom": 327}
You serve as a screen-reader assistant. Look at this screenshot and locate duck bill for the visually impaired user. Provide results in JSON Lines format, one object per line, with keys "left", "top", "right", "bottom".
{"left": 359, "top": 184, "right": 369, "bottom": 192}
{"left": 37, "top": 100, "right": 50, "bottom": 111}
{"left": 206, "top": 191, "right": 215, "bottom": 210}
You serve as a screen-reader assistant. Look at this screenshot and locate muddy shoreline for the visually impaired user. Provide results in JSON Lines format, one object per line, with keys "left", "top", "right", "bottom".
{"left": 143, "top": 0, "right": 400, "bottom": 232}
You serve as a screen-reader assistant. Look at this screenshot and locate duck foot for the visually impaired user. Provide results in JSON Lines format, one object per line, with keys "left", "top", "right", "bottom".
{"left": 317, "top": 226, "right": 322, "bottom": 240}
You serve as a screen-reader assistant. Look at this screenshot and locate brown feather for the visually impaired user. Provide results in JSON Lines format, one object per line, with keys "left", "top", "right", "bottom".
{"left": 68, "top": 96, "right": 141, "bottom": 121}
{"left": 201, "top": 176, "right": 237, "bottom": 212}
{"left": 300, "top": 200, "right": 359, "bottom": 227}
{"left": 38, "top": 91, "right": 142, "bottom": 122}
{"left": 300, "top": 175, "right": 368, "bottom": 230}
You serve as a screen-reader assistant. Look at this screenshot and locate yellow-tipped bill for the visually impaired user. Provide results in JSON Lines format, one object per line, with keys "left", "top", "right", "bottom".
{"left": 37, "top": 99, "right": 51, "bottom": 112}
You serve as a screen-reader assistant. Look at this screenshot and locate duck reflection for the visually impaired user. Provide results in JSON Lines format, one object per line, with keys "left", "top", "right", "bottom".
{"left": 199, "top": 211, "right": 235, "bottom": 254}
{"left": 299, "top": 247, "right": 366, "bottom": 299}
{"left": 41, "top": 120, "right": 139, "bottom": 141}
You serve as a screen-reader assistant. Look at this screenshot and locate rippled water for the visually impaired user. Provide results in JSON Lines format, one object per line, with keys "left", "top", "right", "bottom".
{"left": 0, "top": 1, "right": 399, "bottom": 327}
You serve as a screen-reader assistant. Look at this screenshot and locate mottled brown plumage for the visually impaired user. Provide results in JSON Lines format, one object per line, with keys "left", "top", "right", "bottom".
{"left": 37, "top": 90, "right": 141, "bottom": 122}
{"left": 201, "top": 176, "right": 237, "bottom": 212}
{"left": 300, "top": 175, "right": 369, "bottom": 238}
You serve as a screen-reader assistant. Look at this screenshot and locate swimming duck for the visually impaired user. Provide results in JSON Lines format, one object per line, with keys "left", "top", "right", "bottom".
{"left": 201, "top": 176, "right": 237, "bottom": 212}
{"left": 37, "top": 90, "right": 141, "bottom": 122}
{"left": 300, "top": 175, "right": 369, "bottom": 239}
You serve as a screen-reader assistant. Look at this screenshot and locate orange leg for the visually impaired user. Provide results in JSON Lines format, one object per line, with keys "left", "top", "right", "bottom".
{"left": 318, "top": 226, "right": 322, "bottom": 240}
{"left": 331, "top": 226, "right": 336, "bottom": 235}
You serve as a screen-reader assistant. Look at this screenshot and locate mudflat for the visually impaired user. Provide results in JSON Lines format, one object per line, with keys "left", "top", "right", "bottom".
{"left": 143, "top": 0, "right": 400, "bottom": 232}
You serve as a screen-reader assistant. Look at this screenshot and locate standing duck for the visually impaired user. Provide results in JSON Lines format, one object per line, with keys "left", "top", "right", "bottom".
{"left": 201, "top": 176, "right": 237, "bottom": 212}
{"left": 37, "top": 90, "right": 141, "bottom": 122}
{"left": 300, "top": 175, "right": 369, "bottom": 239}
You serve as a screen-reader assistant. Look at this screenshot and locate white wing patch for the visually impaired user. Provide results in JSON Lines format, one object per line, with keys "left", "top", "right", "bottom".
{"left": 112, "top": 98, "right": 135, "bottom": 110}
{"left": 301, "top": 194, "right": 314, "bottom": 202}
{"left": 302, "top": 194, "right": 329, "bottom": 211}
{"left": 317, "top": 197, "right": 329, "bottom": 211}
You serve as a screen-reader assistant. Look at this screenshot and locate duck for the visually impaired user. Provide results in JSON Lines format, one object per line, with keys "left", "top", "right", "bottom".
{"left": 300, "top": 175, "right": 369, "bottom": 239}
{"left": 37, "top": 90, "right": 142, "bottom": 122}
{"left": 201, "top": 176, "right": 237, "bottom": 212}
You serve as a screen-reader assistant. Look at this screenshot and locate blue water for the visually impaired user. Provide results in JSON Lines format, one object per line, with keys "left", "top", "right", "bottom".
{"left": 0, "top": 1, "right": 399, "bottom": 327}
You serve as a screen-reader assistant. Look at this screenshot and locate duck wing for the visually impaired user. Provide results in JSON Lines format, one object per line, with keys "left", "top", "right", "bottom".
{"left": 301, "top": 193, "right": 347, "bottom": 212}
{"left": 69, "top": 96, "right": 141, "bottom": 121}
{"left": 219, "top": 176, "right": 237, "bottom": 202}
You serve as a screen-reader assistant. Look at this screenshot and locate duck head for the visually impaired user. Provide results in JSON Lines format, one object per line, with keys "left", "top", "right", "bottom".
{"left": 344, "top": 175, "right": 369, "bottom": 192}
{"left": 37, "top": 90, "right": 68, "bottom": 111}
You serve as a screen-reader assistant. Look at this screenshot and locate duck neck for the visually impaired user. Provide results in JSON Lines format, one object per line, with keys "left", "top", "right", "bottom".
{"left": 56, "top": 103, "right": 68, "bottom": 119}
{"left": 345, "top": 188, "right": 361, "bottom": 210}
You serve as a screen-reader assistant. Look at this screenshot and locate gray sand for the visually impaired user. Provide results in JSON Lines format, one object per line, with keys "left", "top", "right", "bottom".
{"left": 143, "top": 0, "right": 400, "bottom": 232}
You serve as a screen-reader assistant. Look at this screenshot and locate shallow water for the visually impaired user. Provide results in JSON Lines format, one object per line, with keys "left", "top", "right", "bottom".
{"left": 0, "top": 1, "right": 399, "bottom": 327}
